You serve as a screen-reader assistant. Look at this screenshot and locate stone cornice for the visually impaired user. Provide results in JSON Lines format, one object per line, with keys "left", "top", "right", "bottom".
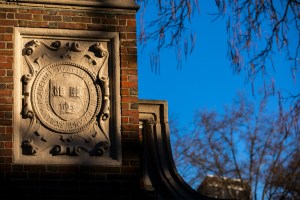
{"left": 139, "top": 100, "right": 220, "bottom": 200}
{"left": 5, "top": 0, "right": 139, "bottom": 10}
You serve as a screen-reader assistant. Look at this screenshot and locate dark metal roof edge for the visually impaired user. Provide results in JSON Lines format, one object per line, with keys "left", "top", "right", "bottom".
{"left": 6, "top": 0, "right": 140, "bottom": 10}
{"left": 139, "top": 100, "right": 224, "bottom": 200}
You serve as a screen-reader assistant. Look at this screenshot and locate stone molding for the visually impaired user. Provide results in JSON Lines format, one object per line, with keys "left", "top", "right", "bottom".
{"left": 13, "top": 27, "right": 121, "bottom": 165}
{"left": 139, "top": 100, "right": 217, "bottom": 199}
{"left": 5, "top": 0, "right": 139, "bottom": 10}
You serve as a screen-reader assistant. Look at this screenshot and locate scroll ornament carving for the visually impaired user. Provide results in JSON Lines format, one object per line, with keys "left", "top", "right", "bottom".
{"left": 21, "top": 39, "right": 110, "bottom": 157}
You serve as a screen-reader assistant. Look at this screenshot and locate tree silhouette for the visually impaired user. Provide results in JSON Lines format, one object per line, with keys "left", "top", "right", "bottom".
{"left": 171, "top": 94, "right": 299, "bottom": 199}
{"left": 137, "top": 0, "right": 299, "bottom": 101}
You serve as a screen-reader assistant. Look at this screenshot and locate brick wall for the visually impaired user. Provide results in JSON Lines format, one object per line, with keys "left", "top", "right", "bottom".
{"left": 0, "top": 2, "right": 156, "bottom": 199}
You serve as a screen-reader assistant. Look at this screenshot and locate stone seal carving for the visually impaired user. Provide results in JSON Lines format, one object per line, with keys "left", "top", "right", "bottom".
{"left": 20, "top": 39, "right": 111, "bottom": 157}
{"left": 31, "top": 62, "right": 101, "bottom": 133}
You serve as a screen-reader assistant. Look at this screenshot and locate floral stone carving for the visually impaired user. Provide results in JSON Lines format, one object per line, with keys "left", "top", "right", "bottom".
{"left": 18, "top": 36, "right": 113, "bottom": 162}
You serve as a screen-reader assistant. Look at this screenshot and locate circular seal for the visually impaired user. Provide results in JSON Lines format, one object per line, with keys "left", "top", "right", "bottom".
{"left": 31, "top": 62, "right": 101, "bottom": 133}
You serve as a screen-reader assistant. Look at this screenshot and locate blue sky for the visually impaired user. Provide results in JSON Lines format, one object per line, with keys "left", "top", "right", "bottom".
{"left": 136, "top": 1, "right": 299, "bottom": 194}
{"left": 137, "top": 1, "right": 299, "bottom": 128}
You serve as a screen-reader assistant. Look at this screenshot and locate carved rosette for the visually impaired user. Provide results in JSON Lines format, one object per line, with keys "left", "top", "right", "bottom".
{"left": 21, "top": 39, "right": 110, "bottom": 157}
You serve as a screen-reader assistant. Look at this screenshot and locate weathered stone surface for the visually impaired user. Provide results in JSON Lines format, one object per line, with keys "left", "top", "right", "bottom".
{"left": 13, "top": 28, "right": 121, "bottom": 165}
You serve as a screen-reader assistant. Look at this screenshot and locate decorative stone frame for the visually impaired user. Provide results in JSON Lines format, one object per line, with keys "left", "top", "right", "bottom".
{"left": 13, "top": 27, "right": 121, "bottom": 165}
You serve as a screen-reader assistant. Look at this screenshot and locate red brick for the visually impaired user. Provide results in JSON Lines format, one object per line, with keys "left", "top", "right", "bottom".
{"left": 86, "top": 12, "right": 105, "bottom": 18}
{"left": 0, "top": 77, "right": 13, "bottom": 83}
{"left": 18, "top": 19, "right": 27, "bottom": 27}
{"left": 106, "top": 25, "right": 117, "bottom": 32}
{"left": 6, "top": 70, "right": 13, "bottom": 76}
{"left": 27, "top": 21, "right": 48, "bottom": 27}
{"left": 0, "top": 69, "right": 6, "bottom": 76}
{"left": 0, "top": 56, "right": 6, "bottom": 63}
{"left": 121, "top": 124, "right": 139, "bottom": 131}
{"left": 18, "top": 8, "right": 29, "bottom": 13}
{"left": 5, "top": 112, "right": 12, "bottom": 119}
{"left": 0, "top": 112, "right": 5, "bottom": 118}
{"left": 129, "top": 116, "right": 139, "bottom": 124}
{"left": 0, "top": 50, "right": 13, "bottom": 56}
{"left": 91, "top": 17, "right": 101, "bottom": 24}
{"left": 0, "top": 90, "right": 12, "bottom": 96}
{"left": 121, "top": 103, "right": 129, "bottom": 110}
{"left": 0, "top": 97, "right": 13, "bottom": 104}
{"left": 121, "top": 40, "right": 136, "bottom": 47}
{"left": 102, "top": 18, "right": 119, "bottom": 25}
{"left": 62, "top": 16, "right": 72, "bottom": 22}
{"left": 5, "top": 127, "right": 12, "bottom": 134}
{"left": 7, "top": 13, "right": 14, "bottom": 19}
{"left": 87, "top": 24, "right": 106, "bottom": 31}
{"left": 128, "top": 75, "right": 137, "bottom": 82}
{"left": 43, "top": 15, "right": 62, "bottom": 21}
{"left": 0, "top": 20, "right": 17, "bottom": 26}
{"left": 119, "top": 20, "right": 126, "bottom": 26}
{"left": 122, "top": 110, "right": 139, "bottom": 116}
{"left": 4, "top": 141, "right": 12, "bottom": 148}
{"left": 127, "top": 20, "right": 136, "bottom": 27}
{"left": 129, "top": 89, "right": 138, "bottom": 95}
{"left": 121, "top": 89, "right": 129, "bottom": 95}
{"left": 15, "top": 13, "right": 32, "bottom": 20}
{"left": 6, "top": 56, "right": 13, "bottom": 63}
{"left": 58, "top": 22, "right": 86, "bottom": 29}
{"left": 32, "top": 14, "right": 43, "bottom": 21}
{"left": 7, "top": 83, "right": 13, "bottom": 89}
{"left": 121, "top": 75, "right": 128, "bottom": 81}
{"left": 0, "top": 149, "right": 12, "bottom": 156}
{"left": 59, "top": 11, "right": 75, "bottom": 16}
{"left": 0, "top": 12, "right": 7, "bottom": 19}
{"left": 0, "top": 62, "right": 12, "bottom": 69}
{"left": 29, "top": 9, "right": 44, "bottom": 14}
{"left": 117, "top": 26, "right": 136, "bottom": 32}
{"left": 121, "top": 47, "right": 127, "bottom": 53}
{"left": 127, "top": 33, "right": 137, "bottom": 40}
{"left": 6, "top": 42, "right": 13, "bottom": 49}
{"left": 72, "top": 16, "right": 91, "bottom": 23}
{"left": 0, "top": 104, "right": 12, "bottom": 111}
{"left": 120, "top": 33, "right": 127, "bottom": 40}
{"left": 116, "top": 14, "right": 135, "bottom": 19}
{"left": 0, "top": 134, "right": 12, "bottom": 141}
{"left": 0, "top": 84, "right": 6, "bottom": 89}
{"left": 0, "top": 7, "right": 17, "bottom": 12}
{"left": 122, "top": 117, "right": 129, "bottom": 123}
{"left": 121, "top": 55, "right": 137, "bottom": 62}
{"left": 0, "top": 34, "right": 12, "bottom": 41}
{"left": 122, "top": 96, "right": 138, "bottom": 102}
{"left": 47, "top": 10, "right": 58, "bottom": 15}
{"left": 127, "top": 62, "right": 137, "bottom": 68}
{"left": 5, "top": 27, "right": 13, "bottom": 33}
{"left": 121, "top": 69, "right": 137, "bottom": 75}
{"left": 121, "top": 82, "right": 137, "bottom": 88}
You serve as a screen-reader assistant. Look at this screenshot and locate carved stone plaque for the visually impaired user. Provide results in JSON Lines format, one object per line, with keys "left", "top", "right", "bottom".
{"left": 31, "top": 62, "right": 100, "bottom": 133}
{"left": 13, "top": 28, "right": 121, "bottom": 165}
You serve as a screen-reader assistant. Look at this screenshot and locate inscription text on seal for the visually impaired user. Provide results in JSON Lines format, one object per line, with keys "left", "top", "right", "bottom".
{"left": 32, "top": 62, "right": 101, "bottom": 133}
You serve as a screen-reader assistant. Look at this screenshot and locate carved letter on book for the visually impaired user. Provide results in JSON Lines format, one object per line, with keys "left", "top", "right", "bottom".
{"left": 13, "top": 28, "right": 121, "bottom": 165}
